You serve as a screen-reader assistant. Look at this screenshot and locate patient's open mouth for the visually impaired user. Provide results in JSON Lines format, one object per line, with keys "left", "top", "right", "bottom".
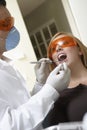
{"left": 58, "top": 53, "right": 67, "bottom": 61}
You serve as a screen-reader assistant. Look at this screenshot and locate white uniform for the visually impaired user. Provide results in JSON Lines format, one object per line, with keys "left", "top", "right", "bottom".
{"left": 0, "top": 59, "right": 59, "bottom": 130}
{"left": 83, "top": 113, "right": 87, "bottom": 130}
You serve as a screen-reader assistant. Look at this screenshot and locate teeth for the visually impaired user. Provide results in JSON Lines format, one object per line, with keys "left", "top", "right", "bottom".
{"left": 58, "top": 53, "right": 64, "bottom": 58}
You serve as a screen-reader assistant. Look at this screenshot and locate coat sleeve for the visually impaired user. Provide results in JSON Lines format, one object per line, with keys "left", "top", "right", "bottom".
{"left": 0, "top": 84, "right": 59, "bottom": 130}
{"left": 83, "top": 113, "right": 87, "bottom": 130}
{"left": 31, "top": 81, "right": 44, "bottom": 95}
{"left": 43, "top": 122, "right": 83, "bottom": 130}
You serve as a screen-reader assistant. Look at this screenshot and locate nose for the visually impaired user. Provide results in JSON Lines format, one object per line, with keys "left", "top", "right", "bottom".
{"left": 56, "top": 45, "right": 63, "bottom": 52}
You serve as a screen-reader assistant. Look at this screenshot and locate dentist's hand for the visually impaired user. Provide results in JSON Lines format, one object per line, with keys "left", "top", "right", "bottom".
{"left": 46, "top": 62, "right": 71, "bottom": 93}
{"left": 34, "top": 58, "right": 51, "bottom": 85}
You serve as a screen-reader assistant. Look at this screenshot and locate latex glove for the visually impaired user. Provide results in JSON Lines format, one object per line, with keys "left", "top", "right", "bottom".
{"left": 46, "top": 62, "right": 71, "bottom": 93}
{"left": 34, "top": 58, "right": 51, "bottom": 85}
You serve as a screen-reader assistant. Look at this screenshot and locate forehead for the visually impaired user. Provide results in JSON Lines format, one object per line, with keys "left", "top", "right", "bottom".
{"left": 53, "top": 34, "right": 71, "bottom": 41}
{"left": 52, "top": 35, "right": 74, "bottom": 44}
{"left": 0, "top": 6, "right": 11, "bottom": 19}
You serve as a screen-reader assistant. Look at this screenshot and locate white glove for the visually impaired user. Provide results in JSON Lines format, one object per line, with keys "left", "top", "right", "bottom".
{"left": 34, "top": 58, "right": 51, "bottom": 85}
{"left": 46, "top": 62, "right": 71, "bottom": 93}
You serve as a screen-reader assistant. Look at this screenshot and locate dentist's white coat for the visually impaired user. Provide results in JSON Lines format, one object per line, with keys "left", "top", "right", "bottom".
{"left": 0, "top": 59, "right": 58, "bottom": 130}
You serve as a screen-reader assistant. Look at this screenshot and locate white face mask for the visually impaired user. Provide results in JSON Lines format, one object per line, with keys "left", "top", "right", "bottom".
{"left": 6, "top": 26, "right": 20, "bottom": 51}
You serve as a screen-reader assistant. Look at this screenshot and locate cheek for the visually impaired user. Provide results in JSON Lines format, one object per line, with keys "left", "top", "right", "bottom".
{"left": 52, "top": 52, "right": 57, "bottom": 60}
{"left": 64, "top": 46, "right": 78, "bottom": 54}
{"left": 65, "top": 47, "right": 80, "bottom": 61}
{"left": 52, "top": 52, "right": 59, "bottom": 65}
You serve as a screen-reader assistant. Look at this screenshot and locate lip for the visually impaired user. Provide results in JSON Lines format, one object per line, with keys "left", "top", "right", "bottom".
{"left": 57, "top": 51, "right": 66, "bottom": 57}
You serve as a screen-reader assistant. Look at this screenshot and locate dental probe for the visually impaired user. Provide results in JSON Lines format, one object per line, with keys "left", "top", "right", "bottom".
{"left": 30, "top": 61, "right": 52, "bottom": 64}
{"left": 30, "top": 60, "right": 59, "bottom": 64}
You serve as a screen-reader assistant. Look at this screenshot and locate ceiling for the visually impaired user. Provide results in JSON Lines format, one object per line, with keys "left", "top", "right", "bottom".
{"left": 17, "top": 0, "right": 46, "bottom": 17}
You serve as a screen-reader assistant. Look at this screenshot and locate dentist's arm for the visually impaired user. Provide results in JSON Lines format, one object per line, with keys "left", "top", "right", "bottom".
{"left": 42, "top": 121, "right": 83, "bottom": 130}
{"left": 0, "top": 63, "right": 70, "bottom": 130}
{"left": 32, "top": 58, "right": 51, "bottom": 95}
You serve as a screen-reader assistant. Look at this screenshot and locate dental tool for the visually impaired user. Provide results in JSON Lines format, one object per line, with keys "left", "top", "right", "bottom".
{"left": 30, "top": 60, "right": 58, "bottom": 64}
{"left": 30, "top": 60, "right": 52, "bottom": 64}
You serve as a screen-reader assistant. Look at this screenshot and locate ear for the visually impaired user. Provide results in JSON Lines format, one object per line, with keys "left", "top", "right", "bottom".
{"left": 77, "top": 46, "right": 83, "bottom": 55}
{"left": 79, "top": 51, "right": 83, "bottom": 55}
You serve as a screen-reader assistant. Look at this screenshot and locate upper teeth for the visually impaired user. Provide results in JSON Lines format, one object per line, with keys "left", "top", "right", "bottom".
{"left": 58, "top": 53, "right": 65, "bottom": 58}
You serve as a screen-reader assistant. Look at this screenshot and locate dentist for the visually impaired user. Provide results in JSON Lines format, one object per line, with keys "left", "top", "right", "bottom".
{"left": 0, "top": 1, "right": 71, "bottom": 130}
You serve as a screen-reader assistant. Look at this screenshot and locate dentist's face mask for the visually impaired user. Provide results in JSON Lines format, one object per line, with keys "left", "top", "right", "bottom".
{"left": 6, "top": 26, "right": 20, "bottom": 51}
{"left": 0, "top": 16, "right": 20, "bottom": 51}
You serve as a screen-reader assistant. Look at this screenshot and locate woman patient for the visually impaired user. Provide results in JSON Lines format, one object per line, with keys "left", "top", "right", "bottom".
{"left": 42, "top": 32, "right": 87, "bottom": 128}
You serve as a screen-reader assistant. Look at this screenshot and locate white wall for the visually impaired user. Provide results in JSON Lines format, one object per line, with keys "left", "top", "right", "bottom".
{"left": 64, "top": 0, "right": 87, "bottom": 46}
{"left": 4, "top": 0, "right": 37, "bottom": 91}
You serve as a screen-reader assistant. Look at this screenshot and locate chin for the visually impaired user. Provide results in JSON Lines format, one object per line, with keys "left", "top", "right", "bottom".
{"left": 66, "top": 62, "right": 72, "bottom": 69}
{"left": 59, "top": 59, "right": 67, "bottom": 64}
